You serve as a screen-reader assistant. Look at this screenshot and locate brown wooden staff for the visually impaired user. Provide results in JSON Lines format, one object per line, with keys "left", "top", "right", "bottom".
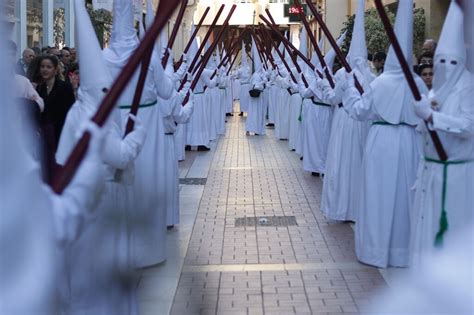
{"left": 305, "top": 0, "right": 363, "bottom": 94}
{"left": 292, "top": 0, "right": 334, "bottom": 87}
{"left": 260, "top": 12, "right": 310, "bottom": 87}
{"left": 250, "top": 30, "right": 268, "bottom": 70}
{"left": 259, "top": 24, "right": 298, "bottom": 84}
{"left": 181, "top": 4, "right": 237, "bottom": 106}
{"left": 51, "top": 0, "right": 179, "bottom": 194}
{"left": 226, "top": 48, "right": 241, "bottom": 75}
{"left": 174, "top": 6, "right": 210, "bottom": 70}
{"left": 255, "top": 26, "right": 277, "bottom": 69}
{"left": 123, "top": 47, "right": 154, "bottom": 136}
{"left": 124, "top": 0, "right": 188, "bottom": 136}
{"left": 162, "top": 0, "right": 188, "bottom": 67}
{"left": 374, "top": 0, "right": 447, "bottom": 161}
{"left": 179, "top": 4, "right": 225, "bottom": 90}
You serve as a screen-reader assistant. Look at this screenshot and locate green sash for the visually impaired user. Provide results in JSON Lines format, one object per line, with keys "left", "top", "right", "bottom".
{"left": 424, "top": 157, "right": 473, "bottom": 247}
{"left": 119, "top": 100, "right": 157, "bottom": 109}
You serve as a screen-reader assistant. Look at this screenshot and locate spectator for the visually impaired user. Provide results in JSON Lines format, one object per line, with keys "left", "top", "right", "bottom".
{"left": 417, "top": 63, "right": 433, "bottom": 90}
{"left": 32, "top": 47, "right": 41, "bottom": 56}
{"left": 15, "top": 48, "right": 36, "bottom": 76}
{"left": 70, "top": 48, "right": 77, "bottom": 62}
{"left": 421, "top": 39, "right": 437, "bottom": 54}
{"left": 372, "top": 51, "right": 386, "bottom": 76}
{"left": 418, "top": 51, "right": 434, "bottom": 65}
{"left": 61, "top": 48, "right": 72, "bottom": 68}
{"left": 6, "top": 40, "right": 44, "bottom": 112}
{"left": 65, "top": 62, "right": 80, "bottom": 98}
{"left": 34, "top": 55, "right": 75, "bottom": 152}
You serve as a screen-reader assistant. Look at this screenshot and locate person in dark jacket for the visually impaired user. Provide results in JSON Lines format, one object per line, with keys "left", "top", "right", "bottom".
{"left": 34, "top": 55, "right": 75, "bottom": 182}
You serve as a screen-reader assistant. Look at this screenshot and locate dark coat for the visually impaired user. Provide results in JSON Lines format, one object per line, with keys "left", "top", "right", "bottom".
{"left": 37, "top": 79, "right": 75, "bottom": 151}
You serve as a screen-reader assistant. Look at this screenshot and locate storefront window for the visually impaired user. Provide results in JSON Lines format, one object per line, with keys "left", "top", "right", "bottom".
{"left": 27, "top": 0, "right": 43, "bottom": 48}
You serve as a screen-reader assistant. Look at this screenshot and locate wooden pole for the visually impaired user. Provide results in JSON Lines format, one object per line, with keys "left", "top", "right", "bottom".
{"left": 174, "top": 6, "right": 210, "bottom": 70}
{"left": 162, "top": 0, "right": 189, "bottom": 67}
{"left": 51, "top": 0, "right": 179, "bottom": 194}
{"left": 374, "top": 0, "right": 447, "bottom": 161}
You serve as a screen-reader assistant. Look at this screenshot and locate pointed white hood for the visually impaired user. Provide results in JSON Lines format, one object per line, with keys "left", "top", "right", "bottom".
{"left": 370, "top": 0, "right": 427, "bottom": 125}
{"left": 240, "top": 41, "right": 249, "bottom": 69}
{"left": 75, "top": 0, "right": 113, "bottom": 117}
{"left": 431, "top": 0, "right": 466, "bottom": 104}
{"left": 348, "top": 0, "right": 367, "bottom": 66}
{"left": 252, "top": 36, "right": 262, "bottom": 72}
{"left": 384, "top": 0, "right": 414, "bottom": 73}
{"left": 57, "top": 0, "right": 118, "bottom": 164}
{"left": 324, "top": 31, "right": 346, "bottom": 72}
{"left": 109, "top": 0, "right": 139, "bottom": 57}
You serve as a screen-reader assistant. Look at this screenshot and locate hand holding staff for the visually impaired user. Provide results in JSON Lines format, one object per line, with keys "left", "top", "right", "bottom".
{"left": 51, "top": 0, "right": 179, "bottom": 194}
{"left": 305, "top": 0, "right": 364, "bottom": 94}
{"left": 181, "top": 5, "right": 238, "bottom": 106}
{"left": 175, "top": 6, "right": 210, "bottom": 70}
{"left": 374, "top": 0, "right": 447, "bottom": 161}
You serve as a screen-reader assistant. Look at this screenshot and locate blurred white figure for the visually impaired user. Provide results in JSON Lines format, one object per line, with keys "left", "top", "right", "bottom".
{"left": 343, "top": 1, "right": 428, "bottom": 268}
{"left": 103, "top": 0, "right": 175, "bottom": 268}
{"left": 370, "top": 224, "right": 473, "bottom": 314}
{"left": 320, "top": 0, "right": 373, "bottom": 222}
{"left": 55, "top": 0, "right": 147, "bottom": 313}
{"left": 0, "top": 29, "right": 104, "bottom": 315}
{"left": 237, "top": 45, "right": 252, "bottom": 115}
{"left": 410, "top": 0, "right": 474, "bottom": 266}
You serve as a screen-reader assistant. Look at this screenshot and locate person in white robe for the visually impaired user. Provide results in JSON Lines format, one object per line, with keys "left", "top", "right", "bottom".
{"left": 342, "top": 0, "right": 428, "bottom": 268}
{"left": 1, "top": 33, "right": 105, "bottom": 315}
{"left": 186, "top": 63, "right": 218, "bottom": 150}
{"left": 55, "top": 2, "right": 147, "bottom": 313}
{"left": 409, "top": 1, "right": 474, "bottom": 267}
{"left": 245, "top": 69, "right": 266, "bottom": 135}
{"left": 266, "top": 68, "right": 278, "bottom": 127}
{"left": 237, "top": 48, "right": 252, "bottom": 116}
{"left": 320, "top": 0, "right": 373, "bottom": 222}
{"left": 103, "top": 0, "right": 175, "bottom": 268}
{"left": 216, "top": 67, "right": 228, "bottom": 135}
{"left": 285, "top": 66, "right": 304, "bottom": 153}
{"left": 273, "top": 64, "right": 291, "bottom": 141}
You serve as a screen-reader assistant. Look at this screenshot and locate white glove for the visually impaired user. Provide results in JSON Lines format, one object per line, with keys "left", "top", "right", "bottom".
{"left": 125, "top": 114, "right": 146, "bottom": 151}
{"left": 75, "top": 120, "right": 105, "bottom": 160}
{"left": 345, "top": 71, "right": 356, "bottom": 89}
{"left": 316, "top": 77, "right": 331, "bottom": 91}
{"left": 164, "top": 49, "right": 175, "bottom": 78}
{"left": 173, "top": 61, "right": 187, "bottom": 81}
{"left": 414, "top": 95, "right": 433, "bottom": 121}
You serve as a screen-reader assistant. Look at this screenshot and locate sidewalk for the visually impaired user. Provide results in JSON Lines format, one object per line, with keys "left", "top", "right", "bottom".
{"left": 139, "top": 109, "right": 387, "bottom": 315}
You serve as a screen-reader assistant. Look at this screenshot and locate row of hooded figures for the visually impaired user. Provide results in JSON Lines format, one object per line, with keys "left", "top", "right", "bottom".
{"left": 1, "top": 0, "right": 473, "bottom": 313}
{"left": 236, "top": 0, "right": 473, "bottom": 311}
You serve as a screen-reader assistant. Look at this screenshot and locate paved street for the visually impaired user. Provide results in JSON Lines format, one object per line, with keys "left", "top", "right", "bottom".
{"left": 138, "top": 106, "right": 387, "bottom": 315}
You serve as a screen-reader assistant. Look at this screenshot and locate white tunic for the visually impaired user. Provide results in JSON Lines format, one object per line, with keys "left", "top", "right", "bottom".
{"left": 274, "top": 78, "right": 291, "bottom": 140}
{"left": 410, "top": 71, "right": 474, "bottom": 267}
{"left": 301, "top": 96, "right": 333, "bottom": 174}
{"left": 186, "top": 70, "right": 216, "bottom": 146}
{"left": 343, "top": 74, "right": 428, "bottom": 268}
{"left": 245, "top": 73, "right": 266, "bottom": 135}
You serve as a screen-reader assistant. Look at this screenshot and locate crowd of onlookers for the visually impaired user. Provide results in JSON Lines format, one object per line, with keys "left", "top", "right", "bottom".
{"left": 365, "top": 38, "right": 436, "bottom": 89}
{"left": 10, "top": 41, "right": 78, "bottom": 183}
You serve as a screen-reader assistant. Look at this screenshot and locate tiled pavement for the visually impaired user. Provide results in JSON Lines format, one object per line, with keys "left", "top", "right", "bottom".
{"left": 139, "top": 108, "right": 387, "bottom": 315}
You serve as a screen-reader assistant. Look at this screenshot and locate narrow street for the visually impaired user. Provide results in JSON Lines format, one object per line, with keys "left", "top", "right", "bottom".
{"left": 138, "top": 107, "right": 387, "bottom": 315}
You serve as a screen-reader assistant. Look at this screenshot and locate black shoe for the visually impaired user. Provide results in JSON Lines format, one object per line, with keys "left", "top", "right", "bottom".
{"left": 311, "top": 172, "right": 321, "bottom": 177}
{"left": 197, "top": 145, "right": 210, "bottom": 151}
{"left": 225, "top": 113, "right": 232, "bottom": 117}
{"left": 291, "top": 149, "right": 296, "bottom": 152}
{"left": 185, "top": 145, "right": 192, "bottom": 151}
{"left": 266, "top": 123, "right": 275, "bottom": 128}
{"left": 238, "top": 112, "right": 244, "bottom": 116}
{"left": 167, "top": 225, "right": 174, "bottom": 230}
{"left": 300, "top": 156, "right": 303, "bottom": 161}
